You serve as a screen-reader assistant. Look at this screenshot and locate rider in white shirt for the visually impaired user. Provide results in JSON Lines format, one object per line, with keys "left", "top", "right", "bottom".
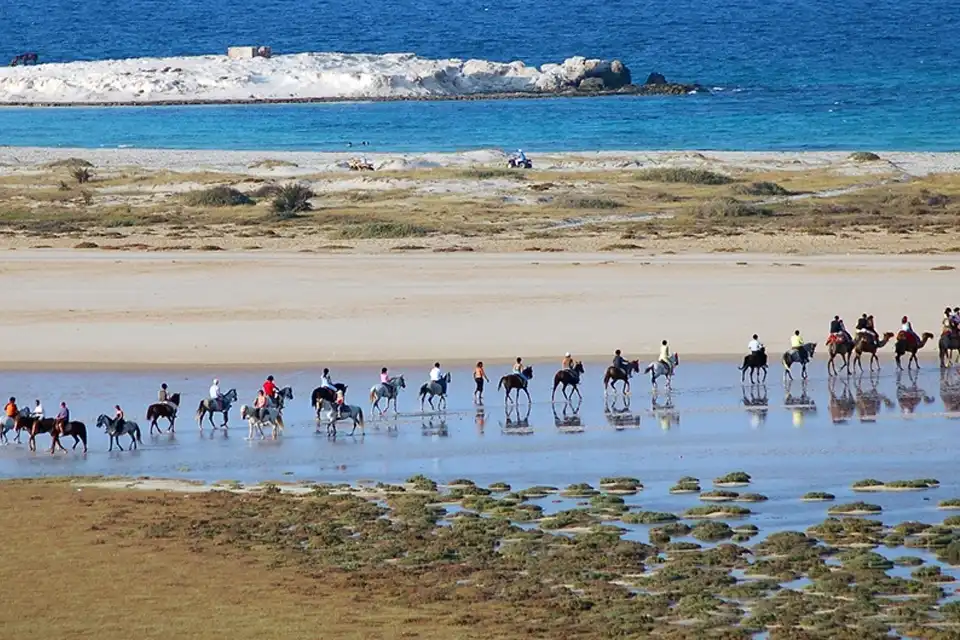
{"left": 320, "top": 368, "right": 336, "bottom": 391}
{"left": 209, "top": 379, "right": 221, "bottom": 400}
{"left": 429, "top": 362, "right": 446, "bottom": 394}
{"left": 32, "top": 399, "right": 43, "bottom": 419}
{"left": 747, "top": 335, "right": 763, "bottom": 353}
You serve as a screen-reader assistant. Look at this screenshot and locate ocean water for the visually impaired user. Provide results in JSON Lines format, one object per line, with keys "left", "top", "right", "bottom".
{"left": 2, "top": 0, "right": 959, "bottom": 150}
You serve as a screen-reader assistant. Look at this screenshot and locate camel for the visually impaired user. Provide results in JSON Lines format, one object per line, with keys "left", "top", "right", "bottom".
{"left": 826, "top": 337, "right": 854, "bottom": 376}
{"left": 853, "top": 331, "right": 895, "bottom": 372}
{"left": 894, "top": 331, "right": 935, "bottom": 371}
{"left": 939, "top": 331, "right": 960, "bottom": 368}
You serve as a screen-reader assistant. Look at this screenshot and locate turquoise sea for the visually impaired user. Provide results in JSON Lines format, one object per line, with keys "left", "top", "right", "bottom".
{"left": 2, "top": 0, "right": 958, "bottom": 151}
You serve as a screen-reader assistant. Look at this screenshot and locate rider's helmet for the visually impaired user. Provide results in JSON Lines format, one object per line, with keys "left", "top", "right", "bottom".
{"left": 161, "top": 383, "right": 167, "bottom": 389}
{"left": 565, "top": 352, "right": 571, "bottom": 357}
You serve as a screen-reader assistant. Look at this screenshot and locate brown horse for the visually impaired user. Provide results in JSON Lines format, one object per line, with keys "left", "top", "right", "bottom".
{"left": 146, "top": 393, "right": 180, "bottom": 434}
{"left": 826, "top": 336, "right": 854, "bottom": 376}
{"left": 603, "top": 360, "right": 640, "bottom": 395}
{"left": 853, "top": 331, "right": 895, "bottom": 372}
{"left": 26, "top": 418, "right": 88, "bottom": 454}
{"left": 498, "top": 366, "right": 534, "bottom": 404}
{"left": 552, "top": 362, "right": 585, "bottom": 401}
{"left": 894, "top": 331, "right": 935, "bottom": 371}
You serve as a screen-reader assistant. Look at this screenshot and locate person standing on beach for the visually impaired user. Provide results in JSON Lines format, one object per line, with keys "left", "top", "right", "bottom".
{"left": 473, "top": 361, "right": 489, "bottom": 403}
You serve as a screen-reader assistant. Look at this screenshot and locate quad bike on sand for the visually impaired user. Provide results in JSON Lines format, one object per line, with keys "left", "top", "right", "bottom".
{"left": 507, "top": 154, "right": 532, "bottom": 169}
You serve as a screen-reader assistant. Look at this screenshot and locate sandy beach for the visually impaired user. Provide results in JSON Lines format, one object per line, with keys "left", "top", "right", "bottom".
{"left": 0, "top": 249, "right": 954, "bottom": 369}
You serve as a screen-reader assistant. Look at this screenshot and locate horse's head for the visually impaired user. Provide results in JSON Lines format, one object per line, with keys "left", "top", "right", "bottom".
{"left": 17, "top": 407, "right": 31, "bottom": 418}
{"left": 239, "top": 405, "right": 250, "bottom": 419}
{"left": 225, "top": 388, "right": 239, "bottom": 402}
{"left": 96, "top": 414, "right": 110, "bottom": 429}
{"left": 397, "top": 375, "right": 406, "bottom": 388}
{"left": 575, "top": 361, "right": 585, "bottom": 374}
{"left": 630, "top": 360, "right": 640, "bottom": 372}
{"left": 169, "top": 393, "right": 181, "bottom": 405}
{"left": 806, "top": 343, "right": 817, "bottom": 356}
{"left": 523, "top": 366, "right": 534, "bottom": 378}
{"left": 280, "top": 386, "right": 294, "bottom": 400}
{"left": 671, "top": 353, "right": 679, "bottom": 366}
{"left": 444, "top": 372, "right": 452, "bottom": 383}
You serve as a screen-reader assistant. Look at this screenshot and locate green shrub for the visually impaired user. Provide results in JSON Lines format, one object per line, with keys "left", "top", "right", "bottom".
{"left": 559, "top": 196, "right": 623, "bottom": 210}
{"left": 72, "top": 166, "right": 93, "bottom": 184}
{"left": 828, "top": 502, "right": 882, "bottom": 515}
{"left": 700, "top": 490, "right": 739, "bottom": 501}
{"left": 738, "top": 493, "right": 768, "bottom": 502}
{"left": 333, "top": 222, "right": 432, "bottom": 239}
{"left": 670, "top": 482, "right": 701, "bottom": 493}
{"left": 270, "top": 183, "right": 315, "bottom": 217}
{"left": 938, "top": 498, "right": 960, "bottom": 509}
{"left": 599, "top": 476, "right": 641, "bottom": 488}
{"left": 713, "top": 472, "right": 752, "bottom": 485}
{"left": 621, "top": 511, "right": 678, "bottom": 524}
{"left": 561, "top": 483, "right": 599, "bottom": 497}
{"left": 683, "top": 505, "right": 751, "bottom": 518}
{"left": 893, "top": 556, "right": 924, "bottom": 567}
{"left": 691, "top": 521, "right": 733, "bottom": 542}
{"left": 405, "top": 474, "right": 437, "bottom": 492}
{"left": 636, "top": 167, "right": 734, "bottom": 185}
{"left": 488, "top": 482, "right": 511, "bottom": 492}
{"left": 182, "top": 185, "right": 253, "bottom": 207}
{"left": 694, "top": 197, "right": 770, "bottom": 218}
{"left": 732, "top": 181, "right": 792, "bottom": 196}
{"left": 852, "top": 478, "right": 884, "bottom": 488}
{"left": 802, "top": 492, "right": 835, "bottom": 501}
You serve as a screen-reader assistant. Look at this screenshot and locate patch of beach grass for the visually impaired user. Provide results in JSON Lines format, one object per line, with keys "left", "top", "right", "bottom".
{"left": 331, "top": 221, "right": 433, "bottom": 240}
{"left": 635, "top": 167, "right": 734, "bottom": 185}
{"left": 732, "top": 181, "right": 793, "bottom": 196}
{"left": 683, "top": 505, "right": 752, "bottom": 519}
{"left": 181, "top": 185, "right": 254, "bottom": 207}
{"left": 801, "top": 492, "right": 836, "bottom": 501}
{"left": 621, "top": 511, "right": 678, "bottom": 525}
{"left": 849, "top": 151, "right": 882, "bottom": 162}
{"left": 938, "top": 499, "right": 960, "bottom": 510}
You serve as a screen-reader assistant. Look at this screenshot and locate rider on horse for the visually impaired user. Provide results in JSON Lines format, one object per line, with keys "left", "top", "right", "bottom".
{"left": 158, "top": 382, "right": 177, "bottom": 412}
{"left": 263, "top": 375, "right": 278, "bottom": 404}
{"left": 209, "top": 378, "right": 224, "bottom": 410}
{"left": 380, "top": 367, "right": 390, "bottom": 384}
{"left": 612, "top": 349, "right": 630, "bottom": 376}
{"left": 513, "top": 357, "right": 529, "bottom": 380}
{"left": 748, "top": 334, "right": 764, "bottom": 354}
{"left": 659, "top": 340, "right": 673, "bottom": 375}
{"left": 335, "top": 388, "right": 346, "bottom": 418}
{"left": 790, "top": 330, "right": 809, "bottom": 363}
{"left": 55, "top": 402, "right": 70, "bottom": 434}
{"left": 254, "top": 390, "right": 268, "bottom": 422}
{"left": 430, "top": 362, "right": 447, "bottom": 394}
{"left": 114, "top": 404, "right": 125, "bottom": 430}
{"left": 562, "top": 352, "right": 574, "bottom": 370}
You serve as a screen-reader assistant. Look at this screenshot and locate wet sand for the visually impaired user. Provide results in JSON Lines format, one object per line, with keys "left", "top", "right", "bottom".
{"left": 0, "top": 250, "right": 955, "bottom": 368}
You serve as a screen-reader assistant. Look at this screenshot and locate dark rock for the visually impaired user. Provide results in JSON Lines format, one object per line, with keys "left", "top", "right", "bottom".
{"left": 645, "top": 72, "right": 668, "bottom": 85}
{"left": 577, "top": 77, "right": 607, "bottom": 92}
{"left": 582, "top": 59, "right": 632, "bottom": 89}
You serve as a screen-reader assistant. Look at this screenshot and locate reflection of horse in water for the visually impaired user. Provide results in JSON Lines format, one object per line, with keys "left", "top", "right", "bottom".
{"left": 603, "top": 395, "right": 640, "bottom": 429}
{"left": 651, "top": 393, "right": 680, "bottom": 430}
{"left": 553, "top": 399, "right": 583, "bottom": 433}
{"left": 742, "top": 384, "right": 768, "bottom": 427}
{"left": 853, "top": 373, "right": 894, "bottom": 422}
{"left": 500, "top": 403, "right": 532, "bottom": 434}
{"left": 896, "top": 370, "right": 936, "bottom": 414}
{"left": 784, "top": 380, "right": 816, "bottom": 426}
{"left": 940, "top": 369, "right": 960, "bottom": 416}
{"left": 421, "top": 416, "right": 448, "bottom": 437}
{"left": 828, "top": 378, "right": 856, "bottom": 424}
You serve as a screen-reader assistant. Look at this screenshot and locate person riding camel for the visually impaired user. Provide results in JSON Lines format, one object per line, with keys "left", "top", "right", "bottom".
{"left": 513, "top": 357, "right": 528, "bottom": 380}
{"left": 429, "top": 362, "right": 445, "bottom": 394}
{"left": 952, "top": 308, "right": 960, "bottom": 330}
{"left": 562, "top": 352, "right": 574, "bottom": 370}
{"left": 829, "top": 316, "right": 851, "bottom": 345}
{"left": 612, "top": 349, "right": 630, "bottom": 376}
{"left": 855, "top": 314, "right": 870, "bottom": 338}
{"left": 747, "top": 334, "right": 764, "bottom": 354}
{"left": 791, "top": 330, "right": 809, "bottom": 364}
{"left": 865, "top": 315, "right": 879, "bottom": 342}
{"left": 659, "top": 340, "right": 673, "bottom": 375}
{"left": 900, "top": 316, "right": 920, "bottom": 346}
{"left": 254, "top": 390, "right": 268, "bottom": 422}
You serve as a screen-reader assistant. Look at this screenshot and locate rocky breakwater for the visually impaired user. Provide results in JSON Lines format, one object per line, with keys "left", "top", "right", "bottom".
{"left": 537, "top": 59, "right": 705, "bottom": 97}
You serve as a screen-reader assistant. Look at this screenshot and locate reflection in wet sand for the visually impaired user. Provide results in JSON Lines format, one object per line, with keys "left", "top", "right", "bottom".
{"left": 827, "top": 378, "right": 856, "bottom": 424}
{"left": 553, "top": 400, "right": 583, "bottom": 433}
{"left": 783, "top": 379, "right": 816, "bottom": 427}
{"left": 940, "top": 369, "right": 960, "bottom": 417}
{"left": 651, "top": 392, "right": 680, "bottom": 431}
{"left": 742, "top": 384, "right": 768, "bottom": 428}
{"left": 896, "top": 370, "right": 936, "bottom": 414}
{"left": 603, "top": 396, "right": 640, "bottom": 429}
{"left": 853, "top": 373, "right": 894, "bottom": 423}
{"left": 500, "top": 404, "right": 532, "bottom": 435}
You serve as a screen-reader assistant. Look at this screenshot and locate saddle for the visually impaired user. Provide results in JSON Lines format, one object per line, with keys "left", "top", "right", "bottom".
{"left": 897, "top": 331, "right": 918, "bottom": 348}
{"left": 207, "top": 398, "right": 223, "bottom": 412}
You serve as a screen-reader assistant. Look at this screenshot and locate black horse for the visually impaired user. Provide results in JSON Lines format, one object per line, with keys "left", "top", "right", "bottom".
{"left": 552, "top": 362, "right": 585, "bottom": 401}
{"left": 739, "top": 348, "right": 768, "bottom": 383}
{"left": 498, "top": 366, "right": 534, "bottom": 404}
{"left": 311, "top": 383, "right": 348, "bottom": 411}
{"left": 25, "top": 418, "right": 88, "bottom": 454}
{"left": 146, "top": 392, "right": 180, "bottom": 434}
{"left": 603, "top": 360, "right": 640, "bottom": 395}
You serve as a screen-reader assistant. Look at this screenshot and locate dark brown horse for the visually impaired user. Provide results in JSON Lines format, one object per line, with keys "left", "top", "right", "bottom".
{"left": 552, "top": 362, "right": 585, "bottom": 401}
{"left": 498, "top": 366, "right": 534, "bottom": 404}
{"left": 311, "top": 383, "right": 348, "bottom": 411}
{"left": 25, "top": 418, "right": 87, "bottom": 454}
{"left": 602, "top": 360, "right": 640, "bottom": 395}
{"left": 146, "top": 393, "right": 180, "bottom": 434}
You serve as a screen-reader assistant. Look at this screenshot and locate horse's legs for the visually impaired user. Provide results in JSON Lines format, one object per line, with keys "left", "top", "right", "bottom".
{"left": 522, "top": 387, "right": 531, "bottom": 404}
{"left": 168, "top": 417, "right": 175, "bottom": 433}
{"left": 129, "top": 433, "right": 137, "bottom": 450}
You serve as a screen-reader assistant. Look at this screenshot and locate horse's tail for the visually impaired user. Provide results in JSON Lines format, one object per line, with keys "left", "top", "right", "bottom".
{"left": 145, "top": 405, "right": 154, "bottom": 420}
{"left": 419, "top": 384, "right": 428, "bottom": 398}
{"left": 643, "top": 364, "right": 654, "bottom": 374}
{"left": 498, "top": 377, "right": 505, "bottom": 391}
{"left": 195, "top": 400, "right": 205, "bottom": 421}
{"left": 76, "top": 423, "right": 88, "bottom": 447}
{"left": 357, "top": 408, "right": 364, "bottom": 426}
{"left": 369, "top": 388, "right": 377, "bottom": 403}
{"left": 135, "top": 424, "right": 143, "bottom": 443}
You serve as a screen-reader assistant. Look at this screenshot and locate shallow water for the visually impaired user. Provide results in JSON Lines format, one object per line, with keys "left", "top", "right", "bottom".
{"left": 2, "top": 361, "right": 960, "bottom": 501}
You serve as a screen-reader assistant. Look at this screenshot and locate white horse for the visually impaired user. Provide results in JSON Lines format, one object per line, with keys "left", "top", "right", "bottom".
{"left": 419, "top": 372, "right": 451, "bottom": 410}
{"left": 316, "top": 399, "right": 365, "bottom": 437}
{"left": 96, "top": 414, "right": 142, "bottom": 451}
{"left": 240, "top": 405, "right": 284, "bottom": 440}
{"left": 644, "top": 353, "right": 679, "bottom": 391}
{"left": 369, "top": 375, "right": 405, "bottom": 415}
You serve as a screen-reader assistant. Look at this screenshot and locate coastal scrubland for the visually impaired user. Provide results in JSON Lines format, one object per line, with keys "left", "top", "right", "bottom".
{"left": 3, "top": 150, "right": 960, "bottom": 254}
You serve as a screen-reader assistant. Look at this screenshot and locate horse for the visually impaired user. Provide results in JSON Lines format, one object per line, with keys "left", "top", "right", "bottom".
{"left": 239, "top": 405, "right": 284, "bottom": 440}
{"left": 552, "top": 362, "right": 585, "bottom": 401}
{"left": 25, "top": 418, "right": 88, "bottom": 454}
{"left": 272, "top": 386, "right": 294, "bottom": 410}
{"left": 146, "top": 392, "right": 180, "bottom": 434}
{"left": 826, "top": 336, "right": 855, "bottom": 376}
{"left": 97, "top": 414, "right": 142, "bottom": 451}
{"left": 9, "top": 52, "right": 38, "bottom": 66}
{"left": 0, "top": 407, "right": 32, "bottom": 444}
{"left": 602, "top": 360, "right": 640, "bottom": 396}
{"left": 782, "top": 343, "right": 817, "bottom": 381}
{"left": 419, "top": 372, "right": 451, "bottom": 411}
{"left": 311, "top": 383, "right": 348, "bottom": 411}
{"left": 853, "top": 331, "right": 895, "bottom": 373}
{"left": 316, "top": 399, "right": 365, "bottom": 437}
{"left": 644, "top": 353, "right": 679, "bottom": 391}
{"left": 498, "top": 366, "right": 534, "bottom": 404}
{"left": 196, "top": 388, "right": 238, "bottom": 430}
{"left": 370, "top": 375, "right": 405, "bottom": 415}
{"left": 739, "top": 348, "right": 768, "bottom": 383}
{"left": 894, "top": 331, "right": 935, "bottom": 371}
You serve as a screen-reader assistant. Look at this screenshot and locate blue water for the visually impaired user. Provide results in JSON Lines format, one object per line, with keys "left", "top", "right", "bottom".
{"left": 2, "top": 0, "right": 959, "bottom": 151}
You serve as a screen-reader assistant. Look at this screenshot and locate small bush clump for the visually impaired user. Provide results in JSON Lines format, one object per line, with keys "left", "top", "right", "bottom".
{"left": 802, "top": 492, "right": 835, "bottom": 501}
{"left": 732, "top": 181, "right": 792, "bottom": 196}
{"left": 270, "top": 183, "right": 315, "bottom": 218}
{"left": 714, "top": 472, "right": 752, "bottom": 486}
{"left": 828, "top": 502, "right": 882, "bottom": 515}
{"left": 636, "top": 167, "right": 734, "bottom": 185}
{"left": 182, "top": 185, "right": 253, "bottom": 207}
{"left": 849, "top": 151, "right": 881, "bottom": 162}
{"left": 683, "top": 505, "right": 751, "bottom": 519}
{"left": 621, "top": 511, "right": 678, "bottom": 524}
{"left": 694, "top": 197, "right": 770, "bottom": 218}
